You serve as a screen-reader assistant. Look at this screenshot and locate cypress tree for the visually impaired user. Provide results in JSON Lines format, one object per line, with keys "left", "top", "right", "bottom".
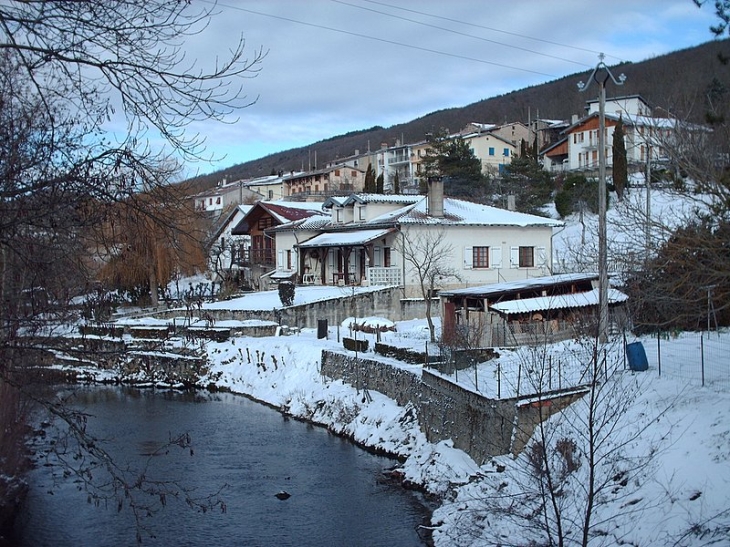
{"left": 612, "top": 117, "right": 628, "bottom": 200}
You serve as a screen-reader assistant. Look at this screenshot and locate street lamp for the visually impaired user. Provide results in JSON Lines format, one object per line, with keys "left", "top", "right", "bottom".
{"left": 577, "top": 54, "right": 626, "bottom": 343}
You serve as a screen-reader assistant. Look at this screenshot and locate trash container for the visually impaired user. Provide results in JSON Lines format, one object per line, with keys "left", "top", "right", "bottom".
{"left": 626, "top": 341, "right": 648, "bottom": 371}
{"left": 317, "top": 319, "right": 328, "bottom": 339}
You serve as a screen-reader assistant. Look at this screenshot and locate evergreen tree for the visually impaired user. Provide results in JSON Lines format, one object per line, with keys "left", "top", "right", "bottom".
{"left": 612, "top": 117, "right": 628, "bottom": 200}
{"left": 497, "top": 156, "right": 554, "bottom": 215}
{"left": 393, "top": 171, "right": 400, "bottom": 194}
{"left": 364, "top": 163, "right": 376, "bottom": 193}
{"left": 420, "top": 128, "right": 485, "bottom": 199}
{"left": 375, "top": 173, "right": 384, "bottom": 194}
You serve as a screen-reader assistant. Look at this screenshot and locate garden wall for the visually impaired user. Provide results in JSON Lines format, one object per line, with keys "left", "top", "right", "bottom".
{"left": 321, "top": 350, "right": 587, "bottom": 463}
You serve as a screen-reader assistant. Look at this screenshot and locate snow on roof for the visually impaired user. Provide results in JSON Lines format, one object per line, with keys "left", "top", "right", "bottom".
{"left": 324, "top": 194, "right": 423, "bottom": 208}
{"left": 298, "top": 228, "right": 395, "bottom": 248}
{"left": 440, "top": 273, "right": 599, "bottom": 298}
{"left": 262, "top": 201, "right": 326, "bottom": 222}
{"left": 489, "top": 288, "right": 628, "bottom": 315}
{"left": 398, "top": 198, "right": 563, "bottom": 227}
{"left": 270, "top": 215, "right": 332, "bottom": 232}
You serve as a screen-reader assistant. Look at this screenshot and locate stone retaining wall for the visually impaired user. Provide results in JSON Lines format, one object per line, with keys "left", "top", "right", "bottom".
{"left": 321, "top": 350, "right": 587, "bottom": 464}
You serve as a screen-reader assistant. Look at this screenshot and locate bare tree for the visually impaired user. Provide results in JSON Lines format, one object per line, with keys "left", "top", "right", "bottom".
{"left": 0, "top": 2, "right": 263, "bottom": 541}
{"left": 398, "top": 226, "right": 460, "bottom": 342}
{"left": 435, "top": 335, "right": 678, "bottom": 547}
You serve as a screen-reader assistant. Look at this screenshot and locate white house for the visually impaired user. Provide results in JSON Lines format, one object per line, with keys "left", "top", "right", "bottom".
{"left": 266, "top": 180, "right": 563, "bottom": 297}
{"left": 206, "top": 204, "right": 254, "bottom": 286}
{"left": 543, "top": 95, "right": 697, "bottom": 173}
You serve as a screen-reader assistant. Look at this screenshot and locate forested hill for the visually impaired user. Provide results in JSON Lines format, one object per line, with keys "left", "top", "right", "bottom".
{"left": 185, "top": 39, "right": 730, "bottom": 193}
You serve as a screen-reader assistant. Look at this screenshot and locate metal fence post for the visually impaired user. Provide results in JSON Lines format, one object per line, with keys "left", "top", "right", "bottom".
{"left": 701, "top": 333, "right": 705, "bottom": 387}
{"left": 497, "top": 362, "right": 501, "bottom": 399}
{"left": 657, "top": 331, "right": 661, "bottom": 377}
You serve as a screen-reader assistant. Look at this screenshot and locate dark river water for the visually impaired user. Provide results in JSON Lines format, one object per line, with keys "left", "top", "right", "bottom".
{"left": 16, "top": 386, "right": 433, "bottom": 547}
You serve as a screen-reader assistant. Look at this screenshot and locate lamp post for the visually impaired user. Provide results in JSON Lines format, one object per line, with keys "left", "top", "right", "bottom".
{"left": 578, "top": 54, "right": 626, "bottom": 343}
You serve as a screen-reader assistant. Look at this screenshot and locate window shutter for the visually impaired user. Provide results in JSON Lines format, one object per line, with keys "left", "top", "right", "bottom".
{"left": 536, "top": 246, "right": 547, "bottom": 267}
{"left": 277, "top": 250, "right": 284, "bottom": 268}
{"left": 510, "top": 246, "right": 519, "bottom": 268}
{"left": 464, "top": 247, "right": 473, "bottom": 269}
{"left": 373, "top": 246, "right": 381, "bottom": 267}
{"left": 491, "top": 247, "right": 502, "bottom": 269}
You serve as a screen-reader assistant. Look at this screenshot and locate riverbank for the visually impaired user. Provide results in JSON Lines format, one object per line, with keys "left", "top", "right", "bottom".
{"left": 28, "top": 317, "right": 730, "bottom": 546}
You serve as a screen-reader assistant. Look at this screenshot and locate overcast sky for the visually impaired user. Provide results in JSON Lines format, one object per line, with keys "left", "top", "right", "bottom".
{"left": 180, "top": 0, "right": 721, "bottom": 176}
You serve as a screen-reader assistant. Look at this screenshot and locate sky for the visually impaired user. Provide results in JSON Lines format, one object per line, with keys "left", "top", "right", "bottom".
{"left": 179, "top": 0, "right": 722, "bottom": 177}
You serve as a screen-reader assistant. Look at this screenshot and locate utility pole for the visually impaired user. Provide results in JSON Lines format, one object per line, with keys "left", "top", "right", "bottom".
{"left": 578, "top": 54, "right": 626, "bottom": 343}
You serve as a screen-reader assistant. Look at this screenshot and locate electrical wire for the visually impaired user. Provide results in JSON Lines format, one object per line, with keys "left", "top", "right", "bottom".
{"left": 331, "top": 0, "right": 594, "bottom": 68}
{"left": 206, "top": 0, "right": 561, "bottom": 78}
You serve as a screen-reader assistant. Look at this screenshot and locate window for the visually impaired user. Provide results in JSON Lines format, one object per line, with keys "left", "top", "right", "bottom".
{"left": 268, "top": 190, "right": 274, "bottom": 200}
{"left": 335, "top": 169, "right": 341, "bottom": 177}
{"left": 358, "top": 206, "right": 365, "bottom": 221}
{"left": 257, "top": 217, "right": 273, "bottom": 230}
{"left": 488, "top": 147, "right": 495, "bottom": 156}
{"left": 503, "top": 148, "right": 509, "bottom": 157}
{"left": 473, "top": 246, "right": 489, "bottom": 268}
{"left": 519, "top": 246, "right": 534, "bottom": 268}
{"left": 216, "top": 197, "right": 221, "bottom": 204}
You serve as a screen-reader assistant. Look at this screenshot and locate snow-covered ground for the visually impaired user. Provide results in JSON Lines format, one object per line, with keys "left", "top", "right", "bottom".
{"left": 85, "top": 186, "right": 729, "bottom": 545}
{"left": 95, "top": 287, "right": 730, "bottom": 546}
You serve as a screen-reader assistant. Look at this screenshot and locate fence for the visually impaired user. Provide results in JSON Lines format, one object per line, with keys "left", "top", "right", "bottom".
{"left": 425, "top": 328, "right": 730, "bottom": 400}
{"left": 641, "top": 330, "right": 730, "bottom": 390}
{"left": 426, "top": 340, "right": 624, "bottom": 400}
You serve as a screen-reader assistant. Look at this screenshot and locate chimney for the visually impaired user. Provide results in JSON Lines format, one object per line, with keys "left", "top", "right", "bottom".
{"left": 427, "top": 177, "right": 444, "bottom": 217}
{"left": 507, "top": 194, "right": 516, "bottom": 211}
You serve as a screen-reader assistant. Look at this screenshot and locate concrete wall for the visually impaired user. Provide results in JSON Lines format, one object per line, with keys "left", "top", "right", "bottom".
{"left": 321, "top": 350, "right": 586, "bottom": 464}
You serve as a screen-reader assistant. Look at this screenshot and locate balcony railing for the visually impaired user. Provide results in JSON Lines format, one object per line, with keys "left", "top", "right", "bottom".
{"left": 366, "top": 266, "right": 402, "bottom": 287}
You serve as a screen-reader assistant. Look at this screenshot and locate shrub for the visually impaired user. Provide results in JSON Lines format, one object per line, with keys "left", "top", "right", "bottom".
{"left": 278, "top": 281, "right": 295, "bottom": 307}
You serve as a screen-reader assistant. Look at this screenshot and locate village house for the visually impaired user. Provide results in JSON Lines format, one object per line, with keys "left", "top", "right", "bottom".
{"left": 541, "top": 95, "right": 691, "bottom": 173}
{"left": 229, "top": 200, "right": 329, "bottom": 289}
{"left": 192, "top": 178, "right": 260, "bottom": 215}
{"left": 439, "top": 272, "right": 630, "bottom": 347}
{"left": 206, "top": 204, "right": 254, "bottom": 288}
{"left": 282, "top": 164, "right": 366, "bottom": 198}
{"left": 261, "top": 179, "right": 562, "bottom": 298}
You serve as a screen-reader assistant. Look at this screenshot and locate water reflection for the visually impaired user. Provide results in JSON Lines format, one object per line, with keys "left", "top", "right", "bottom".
{"left": 19, "top": 386, "right": 432, "bottom": 546}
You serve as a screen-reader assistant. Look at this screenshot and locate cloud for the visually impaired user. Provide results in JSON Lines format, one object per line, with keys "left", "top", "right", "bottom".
{"left": 173, "top": 0, "right": 720, "bottom": 173}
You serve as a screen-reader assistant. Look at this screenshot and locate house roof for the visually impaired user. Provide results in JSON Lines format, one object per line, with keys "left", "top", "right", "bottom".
{"left": 382, "top": 197, "right": 563, "bottom": 228}
{"left": 230, "top": 200, "right": 326, "bottom": 235}
{"left": 207, "top": 204, "right": 253, "bottom": 246}
{"left": 489, "top": 288, "right": 628, "bottom": 315}
{"left": 322, "top": 193, "right": 423, "bottom": 209}
{"left": 267, "top": 215, "right": 332, "bottom": 232}
{"left": 541, "top": 136, "right": 569, "bottom": 157}
{"left": 297, "top": 228, "right": 396, "bottom": 248}
{"left": 440, "top": 273, "right": 599, "bottom": 298}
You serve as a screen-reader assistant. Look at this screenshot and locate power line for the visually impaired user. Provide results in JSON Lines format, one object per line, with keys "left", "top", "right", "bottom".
{"left": 358, "top": 0, "right": 625, "bottom": 63}
{"left": 207, "top": 0, "right": 559, "bottom": 78}
{"left": 332, "top": 0, "right": 593, "bottom": 68}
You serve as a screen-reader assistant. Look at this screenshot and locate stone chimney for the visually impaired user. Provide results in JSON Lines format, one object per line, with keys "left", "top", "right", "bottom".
{"left": 427, "top": 177, "right": 444, "bottom": 217}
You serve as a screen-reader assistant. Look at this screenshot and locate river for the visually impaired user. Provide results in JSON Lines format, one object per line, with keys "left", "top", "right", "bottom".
{"left": 16, "top": 386, "right": 433, "bottom": 546}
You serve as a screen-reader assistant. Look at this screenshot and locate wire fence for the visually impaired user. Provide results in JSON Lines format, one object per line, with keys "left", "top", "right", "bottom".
{"left": 424, "top": 328, "right": 730, "bottom": 400}
{"left": 639, "top": 330, "right": 730, "bottom": 390}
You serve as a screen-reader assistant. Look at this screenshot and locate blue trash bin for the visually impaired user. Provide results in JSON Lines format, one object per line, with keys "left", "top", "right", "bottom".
{"left": 626, "top": 342, "right": 648, "bottom": 371}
